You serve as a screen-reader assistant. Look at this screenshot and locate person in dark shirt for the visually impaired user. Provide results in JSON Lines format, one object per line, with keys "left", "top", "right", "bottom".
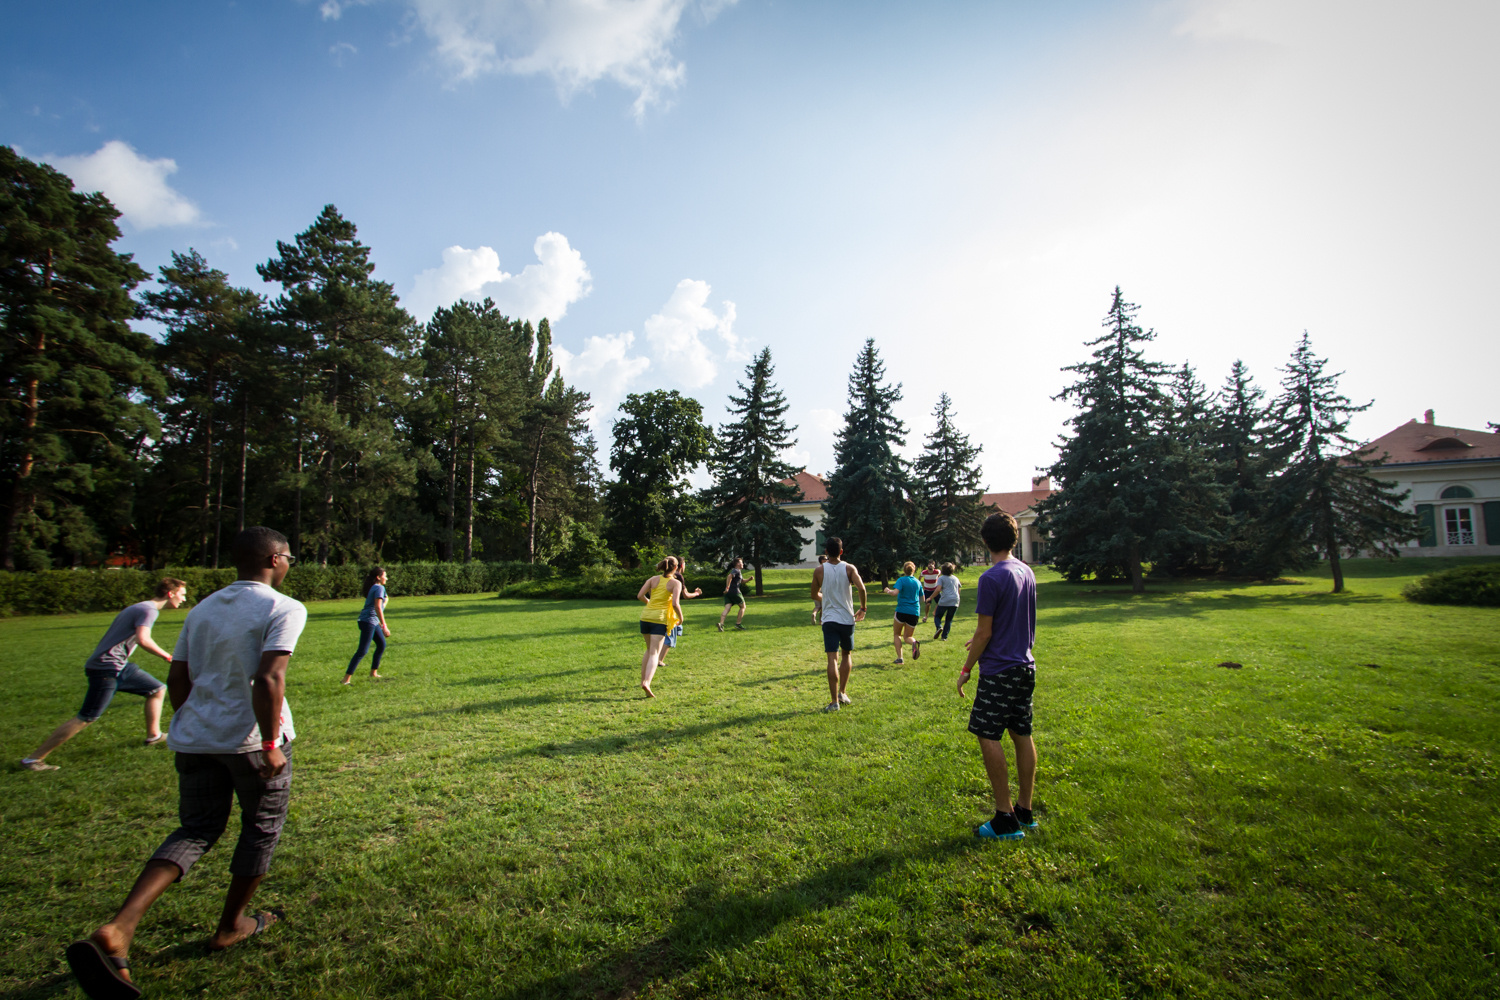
{"left": 21, "top": 578, "right": 188, "bottom": 771}
{"left": 956, "top": 512, "right": 1038, "bottom": 841}
{"left": 716, "top": 558, "right": 749, "bottom": 631}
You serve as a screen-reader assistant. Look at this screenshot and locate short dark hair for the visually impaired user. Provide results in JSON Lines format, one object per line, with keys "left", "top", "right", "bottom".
{"left": 980, "top": 512, "right": 1019, "bottom": 554}
{"left": 155, "top": 577, "right": 187, "bottom": 598}
{"left": 232, "top": 526, "right": 289, "bottom": 565}
{"left": 824, "top": 536, "right": 842, "bottom": 557}
{"left": 817, "top": 554, "right": 827, "bottom": 563}
{"left": 940, "top": 563, "right": 954, "bottom": 575}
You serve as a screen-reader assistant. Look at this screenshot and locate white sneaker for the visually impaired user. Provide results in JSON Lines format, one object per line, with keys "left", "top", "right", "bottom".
{"left": 821, "top": 701, "right": 840, "bottom": 713}
{"left": 838, "top": 693, "right": 851, "bottom": 705}
{"left": 20, "top": 759, "right": 58, "bottom": 771}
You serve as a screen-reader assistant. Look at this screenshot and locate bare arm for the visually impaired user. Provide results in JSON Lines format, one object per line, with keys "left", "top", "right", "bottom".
{"left": 810, "top": 565, "right": 824, "bottom": 602}
{"left": 135, "top": 624, "right": 172, "bottom": 662}
{"left": 252, "top": 651, "right": 291, "bottom": 778}
{"left": 376, "top": 597, "right": 390, "bottom": 635}
{"left": 957, "top": 614, "right": 994, "bottom": 695}
{"left": 848, "top": 566, "right": 868, "bottom": 622}
{"left": 670, "top": 580, "right": 684, "bottom": 622}
{"left": 167, "top": 659, "right": 192, "bottom": 711}
{"left": 638, "top": 576, "right": 658, "bottom": 603}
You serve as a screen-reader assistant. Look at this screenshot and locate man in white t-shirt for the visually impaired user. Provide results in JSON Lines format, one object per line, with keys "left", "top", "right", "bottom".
{"left": 66, "top": 527, "right": 308, "bottom": 1000}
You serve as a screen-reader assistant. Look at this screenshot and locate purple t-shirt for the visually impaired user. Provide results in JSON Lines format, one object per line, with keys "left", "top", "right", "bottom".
{"left": 975, "top": 558, "right": 1036, "bottom": 676}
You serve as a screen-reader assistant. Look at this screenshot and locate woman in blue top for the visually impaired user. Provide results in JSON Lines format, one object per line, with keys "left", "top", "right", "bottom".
{"left": 881, "top": 560, "right": 923, "bottom": 664}
{"left": 343, "top": 567, "right": 391, "bottom": 684}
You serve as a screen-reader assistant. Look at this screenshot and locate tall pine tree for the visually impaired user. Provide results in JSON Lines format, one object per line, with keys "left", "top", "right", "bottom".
{"left": 1209, "top": 359, "right": 1280, "bottom": 577}
{"left": 696, "top": 347, "right": 811, "bottom": 594}
{"left": 1259, "top": 333, "right": 1415, "bottom": 592}
{"left": 822, "top": 339, "right": 917, "bottom": 585}
{"left": 913, "top": 392, "right": 987, "bottom": 566}
{"left": 1034, "top": 287, "right": 1180, "bottom": 593}
{"left": 1151, "top": 362, "right": 1229, "bottom": 576}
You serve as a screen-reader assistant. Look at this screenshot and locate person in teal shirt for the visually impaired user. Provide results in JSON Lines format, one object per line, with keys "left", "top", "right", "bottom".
{"left": 881, "top": 560, "right": 924, "bottom": 664}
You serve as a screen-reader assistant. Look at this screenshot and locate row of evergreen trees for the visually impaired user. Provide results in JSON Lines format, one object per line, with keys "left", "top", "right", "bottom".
{"left": 2, "top": 147, "right": 602, "bottom": 570}
{"left": 1035, "top": 288, "right": 1415, "bottom": 593}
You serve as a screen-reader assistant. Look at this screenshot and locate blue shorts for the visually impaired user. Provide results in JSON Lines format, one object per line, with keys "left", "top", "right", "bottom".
{"left": 822, "top": 621, "right": 854, "bottom": 653}
{"left": 78, "top": 663, "right": 165, "bottom": 722}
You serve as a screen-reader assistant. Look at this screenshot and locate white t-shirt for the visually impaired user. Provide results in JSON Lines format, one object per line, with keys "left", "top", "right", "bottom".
{"left": 168, "top": 581, "right": 308, "bottom": 755}
{"left": 820, "top": 560, "right": 856, "bottom": 626}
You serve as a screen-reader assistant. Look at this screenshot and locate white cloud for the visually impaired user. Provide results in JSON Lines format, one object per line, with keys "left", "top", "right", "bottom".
{"left": 319, "top": 0, "right": 373, "bottom": 19}
{"left": 51, "top": 141, "right": 201, "bottom": 230}
{"left": 408, "top": 232, "right": 592, "bottom": 323}
{"left": 553, "top": 331, "right": 651, "bottom": 426}
{"left": 330, "top": 41, "right": 358, "bottom": 65}
{"left": 405, "top": 0, "right": 733, "bottom": 117}
{"left": 642, "top": 278, "right": 741, "bottom": 388}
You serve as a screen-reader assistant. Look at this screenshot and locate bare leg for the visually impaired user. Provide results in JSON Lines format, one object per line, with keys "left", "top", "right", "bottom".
{"left": 1010, "top": 733, "right": 1037, "bottom": 810}
{"left": 892, "top": 624, "right": 902, "bottom": 659}
{"left": 87, "top": 859, "right": 182, "bottom": 979}
{"left": 838, "top": 651, "right": 852, "bottom": 697}
{"left": 736, "top": 604, "right": 745, "bottom": 625}
{"left": 641, "top": 635, "right": 664, "bottom": 697}
{"left": 978, "top": 737, "right": 1013, "bottom": 813}
{"left": 208, "top": 873, "right": 275, "bottom": 950}
{"left": 718, "top": 605, "right": 728, "bottom": 628}
{"left": 145, "top": 689, "right": 164, "bottom": 740}
{"left": 29, "top": 717, "right": 89, "bottom": 762}
{"left": 825, "top": 651, "right": 840, "bottom": 705}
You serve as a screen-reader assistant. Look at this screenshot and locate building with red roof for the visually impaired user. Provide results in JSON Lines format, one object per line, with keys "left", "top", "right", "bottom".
{"left": 1356, "top": 410, "right": 1500, "bottom": 554}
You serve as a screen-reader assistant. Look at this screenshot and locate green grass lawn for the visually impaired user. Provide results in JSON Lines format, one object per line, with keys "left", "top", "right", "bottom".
{"left": 2, "top": 559, "right": 1497, "bottom": 999}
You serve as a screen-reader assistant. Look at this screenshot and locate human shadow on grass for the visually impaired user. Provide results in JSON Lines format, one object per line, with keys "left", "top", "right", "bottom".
{"left": 376, "top": 691, "right": 627, "bottom": 723}
{"left": 0, "top": 973, "right": 72, "bottom": 1000}
{"left": 1039, "top": 588, "right": 1387, "bottom": 627}
{"left": 490, "top": 710, "right": 806, "bottom": 761}
{"left": 493, "top": 836, "right": 982, "bottom": 1000}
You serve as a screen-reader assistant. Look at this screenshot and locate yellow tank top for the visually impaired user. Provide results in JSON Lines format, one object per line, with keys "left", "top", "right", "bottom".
{"left": 640, "top": 575, "right": 679, "bottom": 627}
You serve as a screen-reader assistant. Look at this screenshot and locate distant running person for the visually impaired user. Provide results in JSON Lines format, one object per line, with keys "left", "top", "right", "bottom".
{"left": 717, "top": 557, "right": 748, "bottom": 631}
{"left": 343, "top": 567, "right": 390, "bottom": 684}
{"left": 928, "top": 563, "right": 963, "bottom": 640}
{"left": 655, "top": 555, "right": 702, "bottom": 672}
{"left": 637, "top": 557, "right": 684, "bottom": 698}
{"left": 882, "top": 561, "right": 923, "bottom": 664}
{"left": 811, "top": 537, "right": 867, "bottom": 712}
{"left": 21, "top": 578, "right": 188, "bottom": 771}
{"left": 920, "top": 560, "right": 940, "bottom": 623}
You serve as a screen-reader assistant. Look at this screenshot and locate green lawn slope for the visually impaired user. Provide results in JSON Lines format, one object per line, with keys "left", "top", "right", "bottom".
{"left": 2, "top": 558, "right": 1496, "bottom": 998}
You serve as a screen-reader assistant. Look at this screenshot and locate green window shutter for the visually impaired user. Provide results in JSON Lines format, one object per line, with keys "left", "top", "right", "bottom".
{"left": 1484, "top": 502, "right": 1500, "bottom": 546}
{"left": 1416, "top": 504, "right": 1437, "bottom": 547}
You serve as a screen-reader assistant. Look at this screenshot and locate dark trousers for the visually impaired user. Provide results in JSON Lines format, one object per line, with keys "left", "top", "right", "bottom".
{"left": 346, "top": 620, "right": 386, "bottom": 675}
{"left": 151, "top": 748, "right": 293, "bottom": 878}
{"left": 933, "top": 605, "right": 957, "bottom": 638}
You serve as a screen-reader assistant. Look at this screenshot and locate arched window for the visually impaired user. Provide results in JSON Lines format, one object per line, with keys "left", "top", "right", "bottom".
{"left": 1440, "top": 485, "right": 1475, "bottom": 499}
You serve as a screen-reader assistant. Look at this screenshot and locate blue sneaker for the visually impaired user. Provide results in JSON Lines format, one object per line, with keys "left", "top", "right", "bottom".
{"left": 976, "top": 815, "right": 1025, "bottom": 840}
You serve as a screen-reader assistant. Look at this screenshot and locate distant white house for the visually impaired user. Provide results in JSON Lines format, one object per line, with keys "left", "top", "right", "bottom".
{"left": 1357, "top": 410, "right": 1500, "bottom": 556}
{"left": 776, "top": 470, "right": 1056, "bottom": 567}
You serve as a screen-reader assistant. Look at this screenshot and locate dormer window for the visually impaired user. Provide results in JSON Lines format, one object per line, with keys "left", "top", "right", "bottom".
{"left": 1418, "top": 437, "right": 1472, "bottom": 451}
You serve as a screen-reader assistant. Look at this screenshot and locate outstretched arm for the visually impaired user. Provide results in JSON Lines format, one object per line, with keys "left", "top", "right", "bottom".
{"left": 135, "top": 624, "right": 172, "bottom": 662}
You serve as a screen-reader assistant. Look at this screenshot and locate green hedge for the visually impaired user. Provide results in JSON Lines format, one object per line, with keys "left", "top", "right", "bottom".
{"left": 0, "top": 561, "right": 557, "bottom": 617}
{"left": 1402, "top": 563, "right": 1500, "bottom": 608}
{"left": 497, "top": 576, "right": 642, "bottom": 601}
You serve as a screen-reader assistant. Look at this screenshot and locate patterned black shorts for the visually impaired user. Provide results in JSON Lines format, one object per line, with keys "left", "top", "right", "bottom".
{"left": 967, "top": 666, "right": 1035, "bottom": 739}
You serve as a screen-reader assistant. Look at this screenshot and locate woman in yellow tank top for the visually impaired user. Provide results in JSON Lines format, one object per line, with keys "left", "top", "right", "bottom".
{"left": 636, "top": 556, "right": 683, "bottom": 698}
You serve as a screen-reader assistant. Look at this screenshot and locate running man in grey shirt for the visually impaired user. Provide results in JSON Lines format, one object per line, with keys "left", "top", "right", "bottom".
{"left": 21, "top": 578, "right": 188, "bottom": 771}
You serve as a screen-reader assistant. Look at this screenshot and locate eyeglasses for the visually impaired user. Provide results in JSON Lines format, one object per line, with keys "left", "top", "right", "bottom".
{"left": 275, "top": 553, "right": 298, "bottom": 566}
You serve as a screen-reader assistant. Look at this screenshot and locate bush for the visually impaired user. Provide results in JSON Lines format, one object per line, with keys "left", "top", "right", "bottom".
{"left": 498, "top": 576, "right": 642, "bottom": 601}
{"left": 0, "top": 561, "right": 560, "bottom": 617}
{"left": 1402, "top": 563, "right": 1500, "bottom": 607}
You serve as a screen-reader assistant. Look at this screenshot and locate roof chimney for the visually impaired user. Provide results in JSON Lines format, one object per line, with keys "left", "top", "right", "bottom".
{"left": 1425, "top": 409, "right": 1435, "bottom": 425}
{"left": 1032, "top": 475, "right": 1051, "bottom": 491}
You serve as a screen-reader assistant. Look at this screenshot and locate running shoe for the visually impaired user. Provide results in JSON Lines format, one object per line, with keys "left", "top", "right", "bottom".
{"left": 734, "top": 623, "right": 745, "bottom": 630}
{"left": 838, "top": 692, "right": 851, "bottom": 705}
{"left": 976, "top": 814, "right": 1024, "bottom": 840}
{"left": 821, "top": 702, "right": 840, "bottom": 713}
{"left": 716, "top": 622, "right": 723, "bottom": 632}
{"left": 893, "top": 657, "right": 904, "bottom": 664}
{"left": 912, "top": 640, "right": 921, "bottom": 660}
{"left": 20, "top": 759, "right": 58, "bottom": 771}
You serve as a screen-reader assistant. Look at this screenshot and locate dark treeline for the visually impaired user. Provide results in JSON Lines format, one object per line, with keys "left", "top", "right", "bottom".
{"left": 1034, "top": 287, "right": 1415, "bottom": 593}
{"left": 1, "top": 148, "right": 602, "bottom": 570}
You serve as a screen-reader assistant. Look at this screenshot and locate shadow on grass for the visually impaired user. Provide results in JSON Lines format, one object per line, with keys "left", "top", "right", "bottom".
{"left": 1038, "top": 586, "right": 1388, "bottom": 626}
{"left": 378, "top": 691, "right": 628, "bottom": 722}
{"left": 491, "top": 710, "right": 806, "bottom": 761}
{"left": 0, "top": 973, "right": 73, "bottom": 1000}
{"left": 497, "top": 836, "right": 982, "bottom": 1000}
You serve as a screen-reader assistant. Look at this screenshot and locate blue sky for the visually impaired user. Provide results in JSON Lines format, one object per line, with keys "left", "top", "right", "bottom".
{"left": 5, "top": 0, "right": 1496, "bottom": 491}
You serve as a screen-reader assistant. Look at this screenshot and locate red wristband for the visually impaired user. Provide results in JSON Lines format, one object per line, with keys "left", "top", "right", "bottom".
{"left": 261, "top": 738, "right": 278, "bottom": 752}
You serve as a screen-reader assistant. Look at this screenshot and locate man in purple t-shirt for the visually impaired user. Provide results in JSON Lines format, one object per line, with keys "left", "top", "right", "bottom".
{"left": 956, "top": 511, "right": 1038, "bottom": 841}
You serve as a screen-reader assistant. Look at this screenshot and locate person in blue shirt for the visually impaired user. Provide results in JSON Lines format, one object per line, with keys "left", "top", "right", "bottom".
{"left": 881, "top": 561, "right": 923, "bottom": 664}
{"left": 343, "top": 567, "right": 391, "bottom": 684}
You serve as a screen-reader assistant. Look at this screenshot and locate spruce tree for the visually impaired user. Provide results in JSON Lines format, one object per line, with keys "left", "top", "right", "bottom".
{"left": 1151, "top": 362, "right": 1229, "bottom": 576}
{"left": 696, "top": 347, "right": 811, "bottom": 594}
{"left": 913, "top": 392, "right": 986, "bottom": 566}
{"left": 0, "top": 147, "right": 162, "bottom": 569}
{"left": 1259, "top": 333, "right": 1415, "bottom": 592}
{"left": 1210, "top": 360, "right": 1280, "bottom": 577}
{"left": 1033, "top": 287, "right": 1178, "bottom": 593}
{"left": 821, "top": 339, "right": 917, "bottom": 586}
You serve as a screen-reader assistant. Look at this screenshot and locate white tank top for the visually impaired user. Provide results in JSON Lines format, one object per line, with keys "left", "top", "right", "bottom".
{"left": 821, "top": 560, "right": 855, "bottom": 625}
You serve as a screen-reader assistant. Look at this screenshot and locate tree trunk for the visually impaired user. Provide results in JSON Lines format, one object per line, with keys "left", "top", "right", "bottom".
{"left": 1128, "top": 537, "right": 1145, "bottom": 594}
{"left": 200, "top": 362, "right": 215, "bottom": 566}
{"left": 292, "top": 420, "right": 303, "bottom": 558}
{"left": 527, "top": 424, "right": 544, "bottom": 563}
{"left": 445, "top": 422, "right": 458, "bottom": 562}
{"left": 237, "top": 395, "right": 248, "bottom": 533}
{"left": 212, "top": 441, "right": 224, "bottom": 568}
{"left": 1325, "top": 526, "right": 1344, "bottom": 593}
{"left": 3, "top": 250, "right": 51, "bottom": 570}
{"left": 464, "top": 431, "right": 476, "bottom": 563}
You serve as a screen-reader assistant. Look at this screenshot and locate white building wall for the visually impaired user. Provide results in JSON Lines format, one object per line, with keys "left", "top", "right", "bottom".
{"left": 1383, "top": 460, "right": 1500, "bottom": 556}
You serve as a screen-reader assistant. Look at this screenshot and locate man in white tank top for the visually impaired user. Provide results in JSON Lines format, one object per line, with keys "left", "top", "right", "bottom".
{"left": 810, "top": 536, "right": 867, "bottom": 712}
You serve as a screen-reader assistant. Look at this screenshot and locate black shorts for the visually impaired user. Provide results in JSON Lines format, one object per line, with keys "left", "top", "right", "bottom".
{"left": 968, "top": 666, "right": 1035, "bottom": 739}
{"left": 822, "top": 621, "right": 854, "bottom": 653}
{"left": 894, "top": 612, "right": 919, "bottom": 627}
{"left": 640, "top": 621, "right": 669, "bottom": 636}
